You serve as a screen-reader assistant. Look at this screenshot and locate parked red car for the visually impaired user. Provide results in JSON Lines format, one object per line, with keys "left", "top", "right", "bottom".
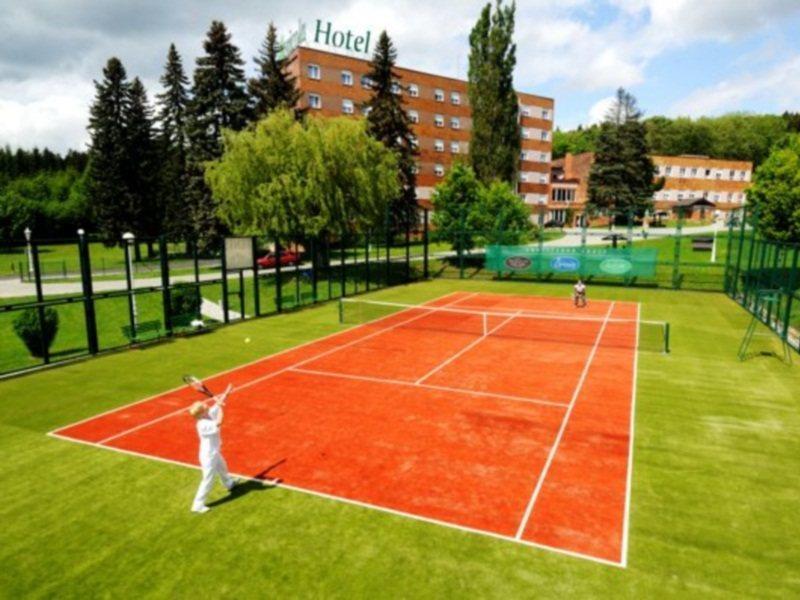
{"left": 257, "top": 250, "right": 301, "bottom": 269}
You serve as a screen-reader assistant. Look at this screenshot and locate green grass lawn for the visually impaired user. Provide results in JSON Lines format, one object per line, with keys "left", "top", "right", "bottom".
{"left": 1, "top": 279, "right": 799, "bottom": 596}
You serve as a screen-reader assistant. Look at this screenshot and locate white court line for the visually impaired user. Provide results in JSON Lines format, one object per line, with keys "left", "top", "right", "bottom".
{"left": 514, "top": 301, "right": 615, "bottom": 540}
{"left": 45, "top": 430, "right": 624, "bottom": 568}
{"left": 414, "top": 311, "right": 522, "bottom": 385}
{"left": 290, "top": 367, "right": 568, "bottom": 409}
{"left": 48, "top": 291, "right": 466, "bottom": 437}
{"left": 620, "top": 303, "right": 641, "bottom": 568}
{"left": 94, "top": 293, "right": 474, "bottom": 445}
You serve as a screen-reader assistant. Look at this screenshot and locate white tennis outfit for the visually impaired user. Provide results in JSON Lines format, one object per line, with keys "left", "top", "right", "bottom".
{"left": 192, "top": 405, "right": 235, "bottom": 511}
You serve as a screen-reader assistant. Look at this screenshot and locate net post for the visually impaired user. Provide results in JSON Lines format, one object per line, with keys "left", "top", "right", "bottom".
{"left": 664, "top": 322, "right": 670, "bottom": 354}
{"left": 338, "top": 297, "right": 344, "bottom": 324}
{"left": 311, "top": 237, "right": 318, "bottom": 303}
{"left": 340, "top": 233, "right": 346, "bottom": 297}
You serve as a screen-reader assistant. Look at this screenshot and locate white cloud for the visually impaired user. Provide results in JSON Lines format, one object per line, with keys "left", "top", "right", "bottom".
{"left": 588, "top": 96, "right": 616, "bottom": 124}
{"left": 672, "top": 53, "right": 800, "bottom": 116}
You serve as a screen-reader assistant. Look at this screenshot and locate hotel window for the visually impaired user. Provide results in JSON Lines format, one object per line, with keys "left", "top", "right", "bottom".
{"left": 307, "top": 64, "right": 321, "bottom": 80}
{"left": 677, "top": 193, "right": 683, "bottom": 200}
{"left": 715, "top": 170, "right": 721, "bottom": 179}
{"left": 341, "top": 70, "right": 353, "bottom": 86}
{"left": 665, "top": 166, "right": 672, "bottom": 175}
{"left": 729, "top": 169, "right": 735, "bottom": 179}
{"left": 521, "top": 106, "right": 532, "bottom": 117}
{"left": 542, "top": 109, "right": 550, "bottom": 120}
{"left": 540, "top": 130, "right": 549, "bottom": 141}
{"left": 714, "top": 194, "right": 720, "bottom": 202}
{"left": 391, "top": 82, "right": 401, "bottom": 95}
{"left": 690, "top": 168, "right": 697, "bottom": 177}
{"left": 408, "top": 110, "right": 419, "bottom": 124}
{"left": 540, "top": 152, "right": 549, "bottom": 162}
{"left": 521, "top": 128, "right": 531, "bottom": 139}
{"left": 741, "top": 170, "right": 747, "bottom": 179}
{"left": 450, "top": 92, "right": 460, "bottom": 105}
{"left": 520, "top": 172, "right": 528, "bottom": 182}
{"left": 434, "top": 89, "right": 445, "bottom": 102}
{"left": 539, "top": 173, "right": 548, "bottom": 184}
{"left": 341, "top": 99, "right": 354, "bottom": 115}
{"left": 705, "top": 169, "right": 711, "bottom": 176}
{"left": 679, "top": 167, "right": 686, "bottom": 177}
{"left": 450, "top": 142, "right": 460, "bottom": 154}
{"left": 360, "top": 75, "right": 373, "bottom": 89}
{"left": 409, "top": 84, "right": 419, "bottom": 97}
{"left": 434, "top": 164, "right": 445, "bottom": 177}
{"left": 434, "top": 139, "right": 444, "bottom": 152}
{"left": 434, "top": 114, "right": 444, "bottom": 128}
{"left": 308, "top": 93, "right": 321, "bottom": 110}
{"left": 450, "top": 117, "right": 460, "bottom": 129}
{"left": 520, "top": 151, "right": 527, "bottom": 161}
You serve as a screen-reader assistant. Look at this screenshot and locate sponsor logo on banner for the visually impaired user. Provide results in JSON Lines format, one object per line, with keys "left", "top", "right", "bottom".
{"left": 600, "top": 258, "right": 633, "bottom": 274}
{"left": 504, "top": 256, "right": 532, "bottom": 270}
{"left": 550, "top": 256, "right": 580, "bottom": 272}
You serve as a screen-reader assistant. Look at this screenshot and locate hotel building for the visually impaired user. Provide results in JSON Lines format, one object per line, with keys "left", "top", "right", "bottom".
{"left": 285, "top": 46, "right": 554, "bottom": 208}
{"left": 549, "top": 152, "right": 753, "bottom": 225}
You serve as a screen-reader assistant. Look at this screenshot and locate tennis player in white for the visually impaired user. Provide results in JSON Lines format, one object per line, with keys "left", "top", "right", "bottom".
{"left": 189, "top": 384, "right": 237, "bottom": 513}
{"left": 573, "top": 278, "right": 587, "bottom": 308}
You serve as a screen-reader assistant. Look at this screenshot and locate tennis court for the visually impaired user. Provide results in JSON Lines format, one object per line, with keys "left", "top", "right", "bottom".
{"left": 50, "top": 291, "right": 660, "bottom": 566}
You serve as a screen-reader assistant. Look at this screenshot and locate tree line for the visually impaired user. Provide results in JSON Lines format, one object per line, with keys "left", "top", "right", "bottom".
{"left": 554, "top": 112, "right": 800, "bottom": 167}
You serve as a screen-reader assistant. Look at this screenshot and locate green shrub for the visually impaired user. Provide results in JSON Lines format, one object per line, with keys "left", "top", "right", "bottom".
{"left": 170, "top": 285, "right": 201, "bottom": 318}
{"left": 13, "top": 307, "right": 59, "bottom": 357}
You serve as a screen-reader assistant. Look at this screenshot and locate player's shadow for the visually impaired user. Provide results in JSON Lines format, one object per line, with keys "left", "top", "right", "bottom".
{"left": 207, "top": 459, "right": 285, "bottom": 508}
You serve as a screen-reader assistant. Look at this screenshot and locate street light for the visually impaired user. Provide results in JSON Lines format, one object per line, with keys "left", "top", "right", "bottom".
{"left": 122, "top": 231, "right": 138, "bottom": 330}
{"left": 24, "top": 226, "right": 33, "bottom": 279}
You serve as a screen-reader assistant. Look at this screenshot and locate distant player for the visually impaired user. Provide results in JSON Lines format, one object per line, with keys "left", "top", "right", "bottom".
{"left": 189, "top": 384, "right": 237, "bottom": 513}
{"left": 573, "top": 279, "right": 587, "bottom": 308}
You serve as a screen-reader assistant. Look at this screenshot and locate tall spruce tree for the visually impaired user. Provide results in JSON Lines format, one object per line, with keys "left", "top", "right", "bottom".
{"left": 156, "top": 44, "right": 191, "bottom": 241}
{"left": 588, "top": 88, "right": 659, "bottom": 218}
{"left": 249, "top": 22, "right": 301, "bottom": 119}
{"left": 185, "top": 21, "right": 250, "bottom": 247}
{"left": 125, "top": 77, "right": 159, "bottom": 254}
{"left": 467, "top": 0, "right": 520, "bottom": 184}
{"left": 363, "top": 31, "right": 417, "bottom": 231}
{"left": 87, "top": 57, "right": 134, "bottom": 242}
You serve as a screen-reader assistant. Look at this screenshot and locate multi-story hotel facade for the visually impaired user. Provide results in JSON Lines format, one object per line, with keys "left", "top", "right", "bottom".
{"left": 549, "top": 152, "right": 753, "bottom": 225}
{"left": 285, "top": 45, "right": 554, "bottom": 208}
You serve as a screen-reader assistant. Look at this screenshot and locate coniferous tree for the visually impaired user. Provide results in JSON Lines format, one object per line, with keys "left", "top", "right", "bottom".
{"left": 467, "top": 1, "right": 520, "bottom": 184}
{"left": 156, "top": 44, "right": 191, "bottom": 241}
{"left": 249, "top": 23, "right": 301, "bottom": 119}
{"left": 125, "top": 77, "right": 159, "bottom": 254}
{"left": 87, "top": 57, "right": 134, "bottom": 242}
{"left": 363, "top": 31, "right": 417, "bottom": 231}
{"left": 185, "top": 21, "right": 250, "bottom": 248}
{"left": 588, "top": 88, "right": 660, "bottom": 219}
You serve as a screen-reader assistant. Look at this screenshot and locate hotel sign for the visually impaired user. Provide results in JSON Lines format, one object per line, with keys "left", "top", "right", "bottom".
{"left": 278, "top": 19, "right": 373, "bottom": 59}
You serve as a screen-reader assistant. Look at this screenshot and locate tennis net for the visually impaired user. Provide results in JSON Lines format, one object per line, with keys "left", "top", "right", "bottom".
{"left": 339, "top": 298, "right": 670, "bottom": 353}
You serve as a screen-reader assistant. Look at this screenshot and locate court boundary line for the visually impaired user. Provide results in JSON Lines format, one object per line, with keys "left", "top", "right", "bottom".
{"left": 514, "top": 301, "right": 616, "bottom": 540}
{"left": 45, "top": 430, "right": 625, "bottom": 568}
{"left": 620, "top": 302, "right": 641, "bottom": 568}
{"left": 49, "top": 291, "right": 469, "bottom": 438}
{"left": 289, "top": 367, "right": 569, "bottom": 409}
{"left": 414, "top": 310, "right": 522, "bottom": 385}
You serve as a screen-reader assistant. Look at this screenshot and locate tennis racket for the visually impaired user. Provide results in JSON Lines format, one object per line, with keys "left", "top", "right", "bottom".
{"left": 183, "top": 374, "right": 215, "bottom": 398}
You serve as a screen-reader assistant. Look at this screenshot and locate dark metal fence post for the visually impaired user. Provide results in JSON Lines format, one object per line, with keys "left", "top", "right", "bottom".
{"left": 123, "top": 240, "right": 137, "bottom": 337}
{"left": 220, "top": 241, "right": 230, "bottom": 323}
{"left": 340, "top": 233, "right": 347, "bottom": 297}
{"left": 365, "top": 231, "right": 371, "bottom": 291}
{"left": 458, "top": 205, "right": 466, "bottom": 279}
{"left": 731, "top": 206, "right": 748, "bottom": 298}
{"left": 30, "top": 242, "right": 50, "bottom": 364}
{"left": 723, "top": 213, "right": 736, "bottom": 293}
{"left": 252, "top": 236, "right": 261, "bottom": 317}
{"left": 77, "top": 231, "right": 99, "bottom": 354}
{"left": 275, "top": 238, "right": 282, "bottom": 312}
{"left": 159, "top": 237, "right": 173, "bottom": 336}
{"left": 295, "top": 241, "right": 301, "bottom": 304}
{"left": 192, "top": 240, "right": 201, "bottom": 318}
{"left": 311, "top": 237, "right": 318, "bottom": 302}
{"left": 423, "top": 209, "right": 429, "bottom": 279}
{"left": 783, "top": 246, "right": 799, "bottom": 341}
{"left": 326, "top": 236, "right": 332, "bottom": 299}
{"left": 672, "top": 207, "right": 684, "bottom": 289}
{"left": 385, "top": 214, "right": 391, "bottom": 286}
{"left": 405, "top": 213, "right": 411, "bottom": 282}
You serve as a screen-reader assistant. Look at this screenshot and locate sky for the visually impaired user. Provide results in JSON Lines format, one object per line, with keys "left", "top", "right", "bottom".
{"left": 1, "top": 0, "right": 799, "bottom": 153}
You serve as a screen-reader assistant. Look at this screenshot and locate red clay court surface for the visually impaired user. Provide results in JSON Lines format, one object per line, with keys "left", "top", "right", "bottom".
{"left": 50, "top": 291, "right": 641, "bottom": 566}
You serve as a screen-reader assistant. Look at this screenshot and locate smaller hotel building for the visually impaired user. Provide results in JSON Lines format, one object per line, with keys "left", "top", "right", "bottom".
{"left": 285, "top": 46, "right": 554, "bottom": 207}
{"left": 549, "top": 152, "right": 753, "bottom": 225}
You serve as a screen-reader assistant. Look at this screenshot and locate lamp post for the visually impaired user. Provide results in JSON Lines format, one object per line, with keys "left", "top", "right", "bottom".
{"left": 122, "top": 231, "right": 138, "bottom": 330}
{"left": 24, "top": 226, "right": 33, "bottom": 279}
